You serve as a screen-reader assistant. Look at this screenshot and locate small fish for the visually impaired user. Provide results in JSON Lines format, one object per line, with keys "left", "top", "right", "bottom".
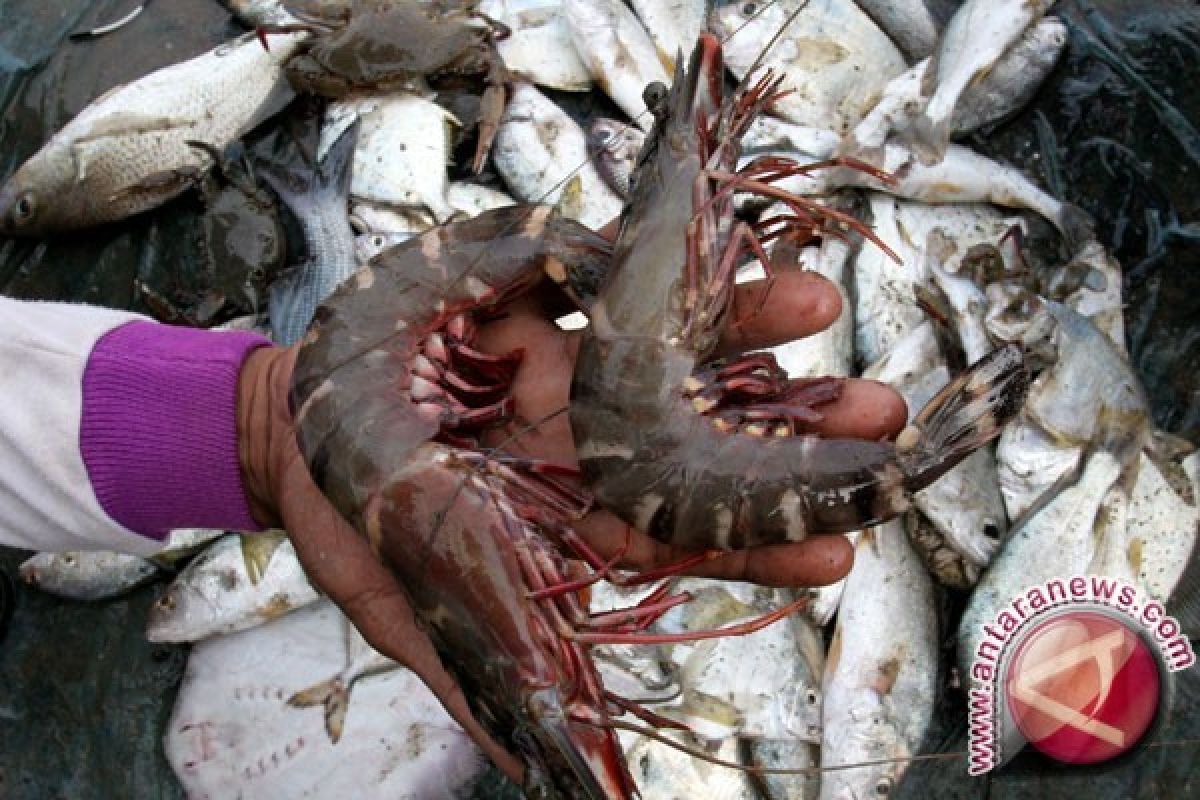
{"left": 909, "top": 0, "right": 1057, "bottom": 163}
{"left": 711, "top": 0, "right": 907, "bottom": 134}
{"left": 165, "top": 600, "right": 483, "bottom": 798}
{"left": 846, "top": 16, "right": 1068, "bottom": 159}
{"left": 820, "top": 523, "right": 936, "bottom": 800}
{"left": 630, "top": 0, "right": 707, "bottom": 72}
{"left": 446, "top": 181, "right": 516, "bottom": 217}
{"left": 19, "top": 551, "right": 160, "bottom": 602}
{"left": 589, "top": 118, "right": 646, "bottom": 201}
{"left": 625, "top": 734, "right": 759, "bottom": 799}
{"left": 852, "top": 194, "right": 928, "bottom": 367}
{"left": 852, "top": 0, "right": 939, "bottom": 61}
{"left": 479, "top": 0, "right": 593, "bottom": 91}
{"left": 563, "top": 0, "right": 671, "bottom": 130}
{"left": 0, "top": 32, "right": 306, "bottom": 235}
{"left": 146, "top": 532, "right": 320, "bottom": 643}
{"left": 743, "top": 736, "right": 820, "bottom": 800}
{"left": 349, "top": 201, "right": 434, "bottom": 235}
{"left": 492, "top": 82, "right": 623, "bottom": 229}
{"left": 319, "top": 94, "right": 459, "bottom": 224}
{"left": 260, "top": 120, "right": 359, "bottom": 346}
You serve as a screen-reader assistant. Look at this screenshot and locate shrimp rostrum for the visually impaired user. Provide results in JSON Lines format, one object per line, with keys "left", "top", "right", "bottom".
{"left": 570, "top": 33, "right": 1031, "bottom": 550}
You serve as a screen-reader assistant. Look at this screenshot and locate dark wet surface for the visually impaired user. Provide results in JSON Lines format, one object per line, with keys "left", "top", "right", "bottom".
{"left": 0, "top": 0, "right": 1197, "bottom": 798}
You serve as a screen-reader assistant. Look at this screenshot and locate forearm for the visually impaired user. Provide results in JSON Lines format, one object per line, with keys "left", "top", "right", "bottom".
{"left": 0, "top": 297, "right": 269, "bottom": 555}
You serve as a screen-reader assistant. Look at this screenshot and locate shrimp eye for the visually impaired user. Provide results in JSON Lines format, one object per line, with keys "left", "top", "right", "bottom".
{"left": 742, "top": 3, "right": 758, "bottom": 15}
{"left": 12, "top": 191, "right": 36, "bottom": 224}
{"left": 874, "top": 778, "right": 893, "bottom": 796}
{"left": 643, "top": 82, "right": 668, "bottom": 113}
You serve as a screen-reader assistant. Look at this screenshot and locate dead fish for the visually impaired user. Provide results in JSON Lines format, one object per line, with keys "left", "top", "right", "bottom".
{"left": 852, "top": 0, "right": 939, "bottom": 61}
{"left": 146, "top": 532, "right": 320, "bottom": 643}
{"left": 446, "top": 181, "right": 516, "bottom": 217}
{"left": 820, "top": 523, "right": 936, "bottom": 800}
{"left": 625, "top": 734, "right": 759, "bottom": 799}
{"left": 165, "top": 599, "right": 483, "bottom": 798}
{"left": 743, "top": 736, "right": 820, "bottom": 800}
{"left": 480, "top": 0, "right": 593, "bottom": 91}
{"left": 630, "top": 0, "right": 707, "bottom": 72}
{"left": 349, "top": 201, "right": 434, "bottom": 235}
{"left": 259, "top": 120, "right": 359, "bottom": 346}
{"left": 319, "top": 94, "right": 459, "bottom": 224}
{"left": 589, "top": 117, "right": 646, "bottom": 201}
{"left": 846, "top": 16, "right": 1068, "bottom": 159}
{"left": 0, "top": 32, "right": 305, "bottom": 235}
{"left": 711, "top": 0, "right": 907, "bottom": 134}
{"left": 909, "top": 0, "right": 1057, "bottom": 163}
{"left": 1129, "top": 449, "right": 1200, "bottom": 603}
{"left": 19, "top": 551, "right": 159, "bottom": 601}
{"left": 563, "top": 0, "right": 671, "bottom": 130}
{"left": 492, "top": 82, "right": 623, "bottom": 229}
{"left": 852, "top": 194, "right": 927, "bottom": 367}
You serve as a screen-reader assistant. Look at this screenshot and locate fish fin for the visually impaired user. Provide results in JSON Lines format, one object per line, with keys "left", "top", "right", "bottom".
{"left": 555, "top": 174, "right": 585, "bottom": 222}
{"left": 905, "top": 111, "right": 950, "bottom": 166}
{"left": 288, "top": 677, "right": 349, "bottom": 744}
{"left": 240, "top": 531, "right": 286, "bottom": 585}
{"left": 259, "top": 119, "right": 359, "bottom": 211}
{"left": 268, "top": 264, "right": 312, "bottom": 346}
{"left": 900, "top": 344, "right": 1030, "bottom": 489}
{"left": 105, "top": 167, "right": 205, "bottom": 205}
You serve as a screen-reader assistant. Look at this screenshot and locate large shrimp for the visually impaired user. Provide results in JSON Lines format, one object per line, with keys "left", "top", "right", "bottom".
{"left": 288, "top": 206, "right": 806, "bottom": 797}
{"left": 570, "top": 33, "right": 1032, "bottom": 550}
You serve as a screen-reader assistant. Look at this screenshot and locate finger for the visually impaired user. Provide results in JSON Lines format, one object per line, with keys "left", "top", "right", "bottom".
{"left": 278, "top": 455, "right": 525, "bottom": 783}
{"left": 715, "top": 271, "right": 843, "bottom": 356}
{"left": 573, "top": 509, "right": 854, "bottom": 588}
{"left": 805, "top": 379, "right": 908, "bottom": 440}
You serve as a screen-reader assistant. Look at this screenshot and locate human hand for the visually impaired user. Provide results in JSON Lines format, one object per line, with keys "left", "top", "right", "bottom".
{"left": 233, "top": 264, "right": 906, "bottom": 784}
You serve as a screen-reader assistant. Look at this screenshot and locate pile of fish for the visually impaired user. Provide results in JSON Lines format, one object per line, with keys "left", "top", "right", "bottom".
{"left": 3, "top": 0, "right": 1198, "bottom": 798}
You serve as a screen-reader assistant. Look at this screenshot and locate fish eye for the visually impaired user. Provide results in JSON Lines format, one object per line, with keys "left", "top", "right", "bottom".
{"left": 983, "top": 522, "right": 1001, "bottom": 539}
{"left": 742, "top": 2, "right": 758, "bottom": 15}
{"left": 643, "top": 82, "right": 668, "bottom": 111}
{"left": 12, "top": 191, "right": 36, "bottom": 224}
{"left": 874, "top": 777, "right": 893, "bottom": 796}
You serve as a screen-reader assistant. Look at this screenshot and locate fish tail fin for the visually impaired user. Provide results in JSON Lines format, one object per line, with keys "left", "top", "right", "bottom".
{"left": 906, "top": 111, "right": 951, "bottom": 166}
{"left": 258, "top": 119, "right": 358, "bottom": 212}
{"left": 899, "top": 344, "right": 1030, "bottom": 489}
{"left": 288, "top": 677, "right": 349, "bottom": 744}
{"left": 1056, "top": 203, "right": 1096, "bottom": 250}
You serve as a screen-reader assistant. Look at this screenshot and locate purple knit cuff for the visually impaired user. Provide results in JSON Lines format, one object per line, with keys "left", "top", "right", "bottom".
{"left": 80, "top": 321, "right": 272, "bottom": 541}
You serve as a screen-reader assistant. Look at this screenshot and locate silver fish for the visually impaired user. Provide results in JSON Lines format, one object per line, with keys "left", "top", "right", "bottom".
{"left": 630, "top": 0, "right": 707, "bottom": 72}
{"left": 260, "top": 120, "right": 358, "bottom": 346}
{"left": 349, "top": 201, "right": 434, "bottom": 235}
{"left": 624, "top": 734, "right": 759, "bottom": 799}
{"left": 744, "top": 736, "right": 820, "bottom": 800}
{"left": 711, "top": 0, "right": 907, "bottom": 134}
{"left": 0, "top": 32, "right": 305, "bottom": 235}
{"left": 165, "top": 599, "right": 483, "bottom": 798}
{"left": 446, "top": 181, "right": 516, "bottom": 217}
{"left": 589, "top": 117, "right": 646, "bottom": 200}
{"left": 19, "top": 551, "right": 159, "bottom": 601}
{"left": 852, "top": 0, "right": 939, "bottom": 61}
{"left": 986, "top": 290, "right": 1150, "bottom": 520}
{"left": 563, "top": 0, "right": 670, "bottom": 130}
{"left": 492, "top": 82, "right": 623, "bottom": 229}
{"left": 146, "top": 532, "right": 320, "bottom": 643}
{"left": 852, "top": 194, "right": 927, "bottom": 366}
{"left": 319, "top": 94, "right": 459, "bottom": 223}
{"left": 909, "top": 0, "right": 1057, "bottom": 163}
{"left": 820, "top": 523, "right": 936, "bottom": 800}
{"left": 479, "top": 0, "right": 594, "bottom": 91}
{"left": 846, "top": 17, "right": 1068, "bottom": 159}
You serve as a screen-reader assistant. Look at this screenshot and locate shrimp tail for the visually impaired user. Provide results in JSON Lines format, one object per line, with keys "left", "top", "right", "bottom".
{"left": 898, "top": 343, "right": 1030, "bottom": 489}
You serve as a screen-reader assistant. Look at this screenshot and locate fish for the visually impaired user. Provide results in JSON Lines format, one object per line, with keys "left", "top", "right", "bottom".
{"left": 146, "top": 532, "right": 320, "bottom": 643}
{"left": 318, "top": 94, "right": 459, "bottom": 223}
{"left": 447, "top": 181, "right": 517, "bottom": 217}
{"left": 625, "top": 733, "right": 759, "bottom": 799}
{"left": 985, "top": 289, "right": 1151, "bottom": 520}
{"left": 563, "top": 0, "right": 671, "bottom": 130}
{"left": 743, "top": 736, "right": 820, "bottom": 800}
{"left": 589, "top": 117, "right": 647, "bottom": 200}
{"left": 820, "top": 523, "right": 937, "bottom": 800}
{"left": 19, "top": 551, "right": 160, "bottom": 601}
{"left": 865, "top": 319, "right": 1006, "bottom": 584}
{"left": 259, "top": 120, "right": 359, "bottom": 346}
{"left": 492, "top": 82, "right": 624, "bottom": 229}
{"left": 0, "top": 32, "right": 306, "bottom": 235}
{"left": 711, "top": 0, "right": 907, "bottom": 134}
{"left": 1051, "top": 238, "right": 1127, "bottom": 352}
{"left": 165, "top": 599, "right": 483, "bottom": 798}
{"left": 630, "top": 0, "right": 707, "bottom": 72}
{"left": 908, "top": 0, "right": 1057, "bottom": 163}
{"left": 958, "top": 449, "right": 1125, "bottom": 681}
{"left": 479, "top": 0, "right": 594, "bottom": 92}
{"left": 349, "top": 201, "right": 435, "bottom": 235}
{"left": 1128, "top": 450, "right": 1200, "bottom": 603}
{"left": 852, "top": 194, "right": 927, "bottom": 367}
{"left": 851, "top": 0, "right": 939, "bottom": 61}
{"left": 845, "top": 16, "right": 1068, "bottom": 158}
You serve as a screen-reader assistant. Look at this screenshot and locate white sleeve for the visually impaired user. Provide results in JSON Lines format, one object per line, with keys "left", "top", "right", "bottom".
{"left": 0, "top": 297, "right": 163, "bottom": 555}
